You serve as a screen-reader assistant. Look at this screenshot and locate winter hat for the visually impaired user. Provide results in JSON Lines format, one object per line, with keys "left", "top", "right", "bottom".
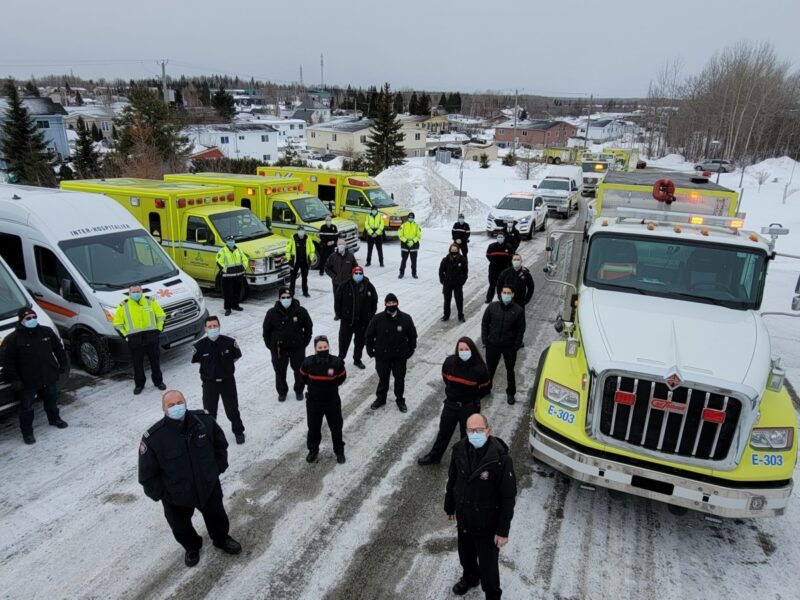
{"left": 278, "top": 286, "right": 292, "bottom": 297}
{"left": 385, "top": 293, "right": 398, "bottom": 305}
{"left": 458, "top": 213, "right": 464, "bottom": 218}
{"left": 18, "top": 307, "right": 36, "bottom": 322}
{"left": 352, "top": 266, "right": 364, "bottom": 274}
{"left": 407, "top": 212, "right": 415, "bottom": 219}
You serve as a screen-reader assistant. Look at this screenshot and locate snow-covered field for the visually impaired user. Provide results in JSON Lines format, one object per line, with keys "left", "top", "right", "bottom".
{"left": 0, "top": 154, "right": 798, "bottom": 600}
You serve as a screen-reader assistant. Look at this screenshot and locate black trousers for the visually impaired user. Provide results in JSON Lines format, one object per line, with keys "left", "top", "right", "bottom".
{"left": 460, "top": 242, "right": 469, "bottom": 257}
{"left": 202, "top": 378, "right": 244, "bottom": 435}
{"left": 399, "top": 247, "right": 418, "bottom": 276}
{"left": 17, "top": 383, "right": 60, "bottom": 436}
{"left": 486, "top": 271, "right": 502, "bottom": 302}
{"left": 339, "top": 320, "right": 367, "bottom": 362}
{"left": 375, "top": 358, "right": 407, "bottom": 403}
{"left": 222, "top": 275, "right": 243, "bottom": 311}
{"left": 366, "top": 235, "right": 384, "bottom": 265}
{"left": 319, "top": 245, "right": 334, "bottom": 274}
{"left": 162, "top": 483, "right": 230, "bottom": 552}
{"left": 306, "top": 397, "right": 344, "bottom": 453}
{"left": 289, "top": 260, "right": 309, "bottom": 295}
{"left": 129, "top": 340, "right": 163, "bottom": 388}
{"left": 457, "top": 528, "right": 502, "bottom": 599}
{"left": 485, "top": 345, "right": 517, "bottom": 395}
{"left": 443, "top": 284, "right": 464, "bottom": 319}
{"left": 270, "top": 346, "right": 305, "bottom": 396}
{"left": 428, "top": 400, "right": 478, "bottom": 460}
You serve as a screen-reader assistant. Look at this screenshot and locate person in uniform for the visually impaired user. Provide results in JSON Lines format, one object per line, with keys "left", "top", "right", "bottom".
{"left": 495, "top": 253, "right": 534, "bottom": 307}
{"left": 318, "top": 214, "right": 339, "bottom": 276}
{"left": 481, "top": 286, "right": 525, "bottom": 405}
{"left": 285, "top": 225, "right": 315, "bottom": 298}
{"left": 365, "top": 293, "right": 417, "bottom": 413}
{"left": 440, "top": 242, "right": 469, "bottom": 322}
{"left": 191, "top": 315, "right": 245, "bottom": 444}
{"left": 444, "top": 413, "right": 516, "bottom": 599}
{"left": 504, "top": 221, "right": 521, "bottom": 252}
{"left": 299, "top": 335, "right": 347, "bottom": 464}
{"left": 138, "top": 390, "right": 242, "bottom": 568}
{"left": 364, "top": 207, "right": 385, "bottom": 267}
{"left": 215, "top": 236, "right": 248, "bottom": 316}
{"left": 325, "top": 236, "right": 359, "bottom": 298}
{"left": 484, "top": 234, "right": 513, "bottom": 304}
{"left": 0, "top": 307, "right": 68, "bottom": 444}
{"left": 113, "top": 283, "right": 166, "bottom": 395}
{"left": 418, "top": 337, "right": 490, "bottom": 465}
{"left": 451, "top": 213, "right": 471, "bottom": 257}
{"left": 262, "top": 286, "right": 313, "bottom": 402}
{"left": 334, "top": 265, "right": 378, "bottom": 370}
{"left": 398, "top": 212, "right": 422, "bottom": 279}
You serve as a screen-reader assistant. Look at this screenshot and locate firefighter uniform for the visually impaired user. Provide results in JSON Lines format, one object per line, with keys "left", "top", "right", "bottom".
{"left": 452, "top": 218, "right": 471, "bottom": 257}
{"left": 318, "top": 222, "right": 339, "bottom": 275}
{"left": 484, "top": 242, "right": 513, "bottom": 303}
{"left": 398, "top": 215, "right": 422, "bottom": 279}
{"left": 215, "top": 243, "right": 248, "bottom": 313}
{"left": 440, "top": 249, "right": 469, "bottom": 321}
{"left": 285, "top": 233, "right": 316, "bottom": 297}
{"left": 364, "top": 211, "right": 385, "bottom": 267}
{"left": 299, "top": 351, "right": 347, "bottom": 460}
{"left": 191, "top": 334, "right": 244, "bottom": 441}
{"left": 113, "top": 295, "right": 165, "bottom": 392}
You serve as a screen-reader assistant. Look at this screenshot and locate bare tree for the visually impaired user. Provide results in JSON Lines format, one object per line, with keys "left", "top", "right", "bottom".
{"left": 755, "top": 170, "right": 770, "bottom": 191}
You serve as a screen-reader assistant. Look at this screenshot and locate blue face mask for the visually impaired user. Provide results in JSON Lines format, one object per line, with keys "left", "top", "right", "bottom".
{"left": 166, "top": 403, "right": 186, "bottom": 420}
{"left": 408, "top": 218, "right": 414, "bottom": 223}
{"left": 23, "top": 318, "right": 38, "bottom": 329}
{"left": 207, "top": 327, "right": 220, "bottom": 340}
{"left": 280, "top": 298, "right": 292, "bottom": 309}
{"left": 297, "top": 230, "right": 305, "bottom": 238}
{"left": 468, "top": 432, "right": 487, "bottom": 448}
{"left": 130, "top": 293, "right": 143, "bottom": 302}
{"left": 226, "top": 241, "right": 235, "bottom": 249}
{"left": 496, "top": 236, "right": 505, "bottom": 245}
{"left": 501, "top": 293, "right": 513, "bottom": 305}
{"left": 353, "top": 273, "right": 364, "bottom": 283}
{"left": 458, "top": 350, "right": 471, "bottom": 362}
{"left": 458, "top": 218, "right": 464, "bottom": 224}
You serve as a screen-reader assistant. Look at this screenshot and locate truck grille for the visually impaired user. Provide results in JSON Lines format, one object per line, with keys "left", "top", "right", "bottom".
{"left": 598, "top": 374, "right": 742, "bottom": 461}
{"left": 493, "top": 219, "right": 514, "bottom": 228}
{"left": 340, "top": 226, "right": 360, "bottom": 251}
{"left": 543, "top": 195, "right": 566, "bottom": 207}
{"left": 163, "top": 299, "right": 201, "bottom": 331}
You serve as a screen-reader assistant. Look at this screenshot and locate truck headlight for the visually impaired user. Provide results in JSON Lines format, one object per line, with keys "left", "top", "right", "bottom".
{"left": 750, "top": 428, "right": 793, "bottom": 450}
{"left": 518, "top": 217, "right": 529, "bottom": 223}
{"left": 487, "top": 213, "right": 494, "bottom": 221}
{"left": 100, "top": 303, "right": 116, "bottom": 322}
{"left": 544, "top": 379, "right": 580, "bottom": 409}
{"left": 249, "top": 258, "right": 268, "bottom": 275}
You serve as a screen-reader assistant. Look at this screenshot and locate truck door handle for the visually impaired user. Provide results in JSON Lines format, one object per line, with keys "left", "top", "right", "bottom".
{"left": 33, "top": 292, "right": 44, "bottom": 298}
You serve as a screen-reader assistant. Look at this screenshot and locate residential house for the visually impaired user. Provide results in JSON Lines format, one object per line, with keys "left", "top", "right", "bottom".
{"left": 575, "top": 118, "right": 635, "bottom": 142}
{"left": 494, "top": 120, "right": 577, "bottom": 149}
{"left": 307, "top": 117, "right": 427, "bottom": 158}
{"left": 63, "top": 104, "right": 122, "bottom": 139}
{"left": 463, "top": 139, "right": 498, "bottom": 163}
{"left": 0, "top": 96, "right": 70, "bottom": 162}
{"left": 308, "top": 89, "right": 332, "bottom": 107}
{"left": 183, "top": 123, "right": 279, "bottom": 162}
{"left": 291, "top": 101, "right": 331, "bottom": 125}
{"left": 399, "top": 114, "right": 451, "bottom": 136}
{"left": 248, "top": 117, "right": 306, "bottom": 146}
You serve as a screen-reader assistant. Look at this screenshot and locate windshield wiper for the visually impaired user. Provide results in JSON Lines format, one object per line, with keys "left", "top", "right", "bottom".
{"left": 671, "top": 292, "right": 724, "bottom": 306}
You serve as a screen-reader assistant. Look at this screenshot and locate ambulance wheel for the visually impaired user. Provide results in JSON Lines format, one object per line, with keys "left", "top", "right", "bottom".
{"left": 76, "top": 332, "right": 113, "bottom": 375}
{"left": 538, "top": 214, "right": 548, "bottom": 232}
{"left": 553, "top": 157, "right": 562, "bottom": 165}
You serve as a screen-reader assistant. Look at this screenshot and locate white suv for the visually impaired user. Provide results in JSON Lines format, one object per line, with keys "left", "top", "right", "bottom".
{"left": 485, "top": 193, "right": 547, "bottom": 240}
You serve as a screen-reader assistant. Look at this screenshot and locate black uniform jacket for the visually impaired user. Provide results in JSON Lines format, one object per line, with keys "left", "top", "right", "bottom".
{"left": 365, "top": 310, "right": 417, "bottom": 360}
{"left": 444, "top": 436, "right": 516, "bottom": 537}
{"left": 299, "top": 353, "right": 347, "bottom": 402}
{"left": 191, "top": 335, "right": 241, "bottom": 380}
{"left": 495, "top": 266, "right": 535, "bottom": 304}
{"left": 452, "top": 221, "right": 471, "bottom": 245}
{"left": 138, "top": 410, "right": 229, "bottom": 508}
{"left": 442, "top": 354, "right": 491, "bottom": 405}
{"left": 325, "top": 251, "right": 359, "bottom": 287}
{"left": 319, "top": 223, "right": 339, "bottom": 248}
{"left": 439, "top": 253, "right": 469, "bottom": 288}
{"left": 0, "top": 323, "right": 67, "bottom": 390}
{"left": 262, "top": 300, "right": 313, "bottom": 351}
{"left": 481, "top": 301, "right": 526, "bottom": 348}
{"left": 334, "top": 277, "right": 378, "bottom": 325}
{"left": 485, "top": 242, "right": 513, "bottom": 276}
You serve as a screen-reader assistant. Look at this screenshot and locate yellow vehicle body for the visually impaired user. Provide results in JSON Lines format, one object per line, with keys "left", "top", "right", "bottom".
{"left": 543, "top": 147, "right": 583, "bottom": 165}
{"left": 60, "top": 178, "right": 288, "bottom": 291}
{"left": 605, "top": 148, "right": 640, "bottom": 172}
{"left": 256, "top": 166, "right": 410, "bottom": 238}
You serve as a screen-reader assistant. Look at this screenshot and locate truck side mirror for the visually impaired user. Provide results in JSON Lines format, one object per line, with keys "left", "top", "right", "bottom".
{"left": 544, "top": 235, "right": 560, "bottom": 275}
{"left": 795, "top": 274, "right": 800, "bottom": 294}
{"left": 391, "top": 192, "right": 395, "bottom": 200}
{"left": 195, "top": 228, "right": 209, "bottom": 244}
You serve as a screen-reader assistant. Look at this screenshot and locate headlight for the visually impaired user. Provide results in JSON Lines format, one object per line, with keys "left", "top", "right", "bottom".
{"left": 487, "top": 213, "right": 494, "bottom": 221}
{"left": 100, "top": 303, "right": 116, "bottom": 322}
{"left": 249, "top": 258, "right": 268, "bottom": 275}
{"left": 750, "top": 428, "right": 794, "bottom": 450}
{"left": 518, "top": 217, "right": 529, "bottom": 223}
{"left": 544, "top": 379, "right": 580, "bottom": 409}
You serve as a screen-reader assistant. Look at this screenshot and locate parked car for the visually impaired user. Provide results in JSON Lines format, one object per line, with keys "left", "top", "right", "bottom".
{"left": 636, "top": 159, "right": 647, "bottom": 169}
{"left": 485, "top": 192, "right": 547, "bottom": 240}
{"left": 694, "top": 159, "right": 734, "bottom": 173}
{"left": 319, "top": 154, "right": 337, "bottom": 162}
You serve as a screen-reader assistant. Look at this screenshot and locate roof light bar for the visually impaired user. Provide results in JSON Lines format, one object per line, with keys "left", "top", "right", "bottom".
{"left": 615, "top": 207, "right": 746, "bottom": 231}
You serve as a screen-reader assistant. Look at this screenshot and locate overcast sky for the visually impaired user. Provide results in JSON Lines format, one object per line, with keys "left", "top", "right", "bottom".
{"left": 2, "top": 0, "right": 798, "bottom": 98}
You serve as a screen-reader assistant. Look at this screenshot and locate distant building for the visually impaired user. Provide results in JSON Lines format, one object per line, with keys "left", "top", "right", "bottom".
{"left": 0, "top": 96, "right": 70, "bottom": 161}
{"left": 292, "top": 101, "right": 331, "bottom": 124}
{"left": 183, "top": 123, "right": 279, "bottom": 162}
{"left": 398, "top": 114, "right": 450, "bottom": 135}
{"left": 308, "top": 89, "right": 332, "bottom": 107}
{"left": 494, "top": 120, "right": 577, "bottom": 149}
{"left": 463, "top": 139, "right": 498, "bottom": 163}
{"left": 247, "top": 117, "right": 306, "bottom": 145}
{"left": 63, "top": 104, "right": 124, "bottom": 139}
{"left": 307, "top": 117, "right": 426, "bottom": 158}
{"left": 575, "top": 118, "right": 636, "bottom": 142}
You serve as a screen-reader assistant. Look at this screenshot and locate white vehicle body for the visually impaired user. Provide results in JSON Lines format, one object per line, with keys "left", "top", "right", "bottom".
{"left": 0, "top": 185, "right": 208, "bottom": 375}
{"left": 537, "top": 165, "right": 582, "bottom": 217}
{"left": 581, "top": 155, "right": 613, "bottom": 196}
{"left": 485, "top": 192, "right": 547, "bottom": 238}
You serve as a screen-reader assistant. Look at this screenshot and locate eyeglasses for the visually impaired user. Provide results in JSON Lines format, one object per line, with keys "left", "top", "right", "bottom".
{"left": 466, "top": 427, "right": 487, "bottom": 434}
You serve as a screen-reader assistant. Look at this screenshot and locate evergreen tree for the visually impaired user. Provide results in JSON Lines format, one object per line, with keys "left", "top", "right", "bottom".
{"left": 329, "top": 92, "right": 335, "bottom": 111}
{"left": 364, "top": 83, "right": 405, "bottom": 176}
{"left": 366, "top": 85, "right": 379, "bottom": 118}
{"left": 198, "top": 81, "right": 211, "bottom": 106}
{"left": 393, "top": 92, "right": 404, "bottom": 114}
{"left": 24, "top": 80, "right": 40, "bottom": 97}
{"left": 74, "top": 90, "right": 84, "bottom": 106}
{"left": 174, "top": 88, "right": 184, "bottom": 107}
{"left": 356, "top": 89, "right": 367, "bottom": 115}
{"left": 519, "top": 108, "right": 528, "bottom": 121}
{"left": 58, "top": 163, "right": 74, "bottom": 181}
{"left": 90, "top": 122, "right": 103, "bottom": 142}
{"left": 211, "top": 86, "right": 236, "bottom": 121}
{"left": 74, "top": 116, "right": 101, "bottom": 178}
{"left": 408, "top": 92, "right": 419, "bottom": 115}
{"left": 417, "top": 92, "right": 431, "bottom": 116}
{"left": 452, "top": 92, "right": 462, "bottom": 113}
{"left": 438, "top": 93, "right": 447, "bottom": 109}
{"left": 0, "top": 80, "right": 56, "bottom": 186}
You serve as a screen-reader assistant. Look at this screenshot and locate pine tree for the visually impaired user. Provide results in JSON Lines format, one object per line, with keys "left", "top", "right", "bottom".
{"left": 438, "top": 93, "right": 447, "bottom": 109}
{"left": 211, "top": 86, "right": 236, "bottom": 121}
{"left": 329, "top": 92, "right": 336, "bottom": 111}
{"left": 0, "top": 80, "right": 56, "bottom": 186}
{"left": 90, "top": 122, "right": 103, "bottom": 142}
{"left": 408, "top": 92, "right": 419, "bottom": 115}
{"left": 417, "top": 93, "right": 431, "bottom": 116}
{"left": 519, "top": 109, "right": 528, "bottom": 121}
{"left": 174, "top": 88, "right": 184, "bottom": 107}
{"left": 24, "top": 80, "right": 40, "bottom": 97}
{"left": 364, "top": 83, "right": 405, "bottom": 176}
{"left": 393, "top": 92, "right": 404, "bottom": 114}
{"left": 198, "top": 81, "right": 211, "bottom": 106}
{"left": 356, "top": 89, "right": 367, "bottom": 115}
{"left": 74, "top": 90, "right": 84, "bottom": 106}
{"left": 74, "top": 116, "right": 101, "bottom": 178}
{"left": 452, "top": 92, "right": 462, "bottom": 113}
{"left": 366, "top": 85, "right": 379, "bottom": 118}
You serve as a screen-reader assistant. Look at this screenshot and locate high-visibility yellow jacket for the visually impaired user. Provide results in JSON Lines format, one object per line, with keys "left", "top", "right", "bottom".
{"left": 216, "top": 246, "right": 248, "bottom": 275}
{"left": 399, "top": 221, "right": 422, "bottom": 246}
{"left": 113, "top": 296, "right": 165, "bottom": 338}
{"left": 365, "top": 213, "right": 385, "bottom": 236}
{"left": 285, "top": 235, "right": 316, "bottom": 263}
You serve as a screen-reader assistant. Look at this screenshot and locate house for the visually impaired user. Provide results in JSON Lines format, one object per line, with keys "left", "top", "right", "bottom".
{"left": 0, "top": 96, "right": 70, "bottom": 161}
{"left": 463, "top": 139, "right": 498, "bottom": 163}
{"left": 248, "top": 117, "right": 307, "bottom": 145}
{"left": 493, "top": 120, "right": 577, "bottom": 149}
{"left": 183, "top": 123, "right": 279, "bottom": 162}
{"left": 292, "top": 101, "right": 331, "bottom": 125}
{"left": 63, "top": 105, "right": 121, "bottom": 139}
{"left": 308, "top": 89, "right": 332, "bottom": 107}
{"left": 575, "top": 118, "right": 635, "bottom": 142}
{"left": 399, "top": 114, "right": 450, "bottom": 136}
{"left": 307, "top": 117, "right": 427, "bottom": 158}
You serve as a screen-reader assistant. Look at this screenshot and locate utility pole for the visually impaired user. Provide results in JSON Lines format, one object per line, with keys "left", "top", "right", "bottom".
{"left": 584, "top": 94, "right": 593, "bottom": 147}
{"left": 160, "top": 59, "right": 169, "bottom": 105}
{"left": 320, "top": 53, "right": 325, "bottom": 87}
{"left": 512, "top": 88, "right": 518, "bottom": 156}
{"left": 299, "top": 65, "right": 304, "bottom": 88}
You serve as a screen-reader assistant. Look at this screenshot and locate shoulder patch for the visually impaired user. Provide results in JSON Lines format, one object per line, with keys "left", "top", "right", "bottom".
{"left": 139, "top": 440, "right": 148, "bottom": 455}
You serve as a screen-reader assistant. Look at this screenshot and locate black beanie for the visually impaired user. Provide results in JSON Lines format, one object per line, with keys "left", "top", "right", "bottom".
{"left": 18, "top": 307, "right": 36, "bottom": 322}
{"left": 385, "top": 293, "right": 398, "bottom": 304}
{"left": 278, "top": 286, "right": 292, "bottom": 297}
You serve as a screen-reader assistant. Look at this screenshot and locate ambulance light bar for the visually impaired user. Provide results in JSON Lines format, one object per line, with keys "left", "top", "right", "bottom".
{"left": 616, "top": 207, "right": 746, "bottom": 230}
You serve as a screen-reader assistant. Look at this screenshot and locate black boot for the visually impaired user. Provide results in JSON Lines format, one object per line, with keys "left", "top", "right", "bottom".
{"left": 184, "top": 548, "right": 200, "bottom": 567}
{"left": 417, "top": 454, "right": 440, "bottom": 466}
{"left": 306, "top": 449, "right": 319, "bottom": 463}
{"left": 213, "top": 536, "right": 242, "bottom": 555}
{"left": 48, "top": 417, "right": 68, "bottom": 429}
{"left": 452, "top": 577, "right": 480, "bottom": 595}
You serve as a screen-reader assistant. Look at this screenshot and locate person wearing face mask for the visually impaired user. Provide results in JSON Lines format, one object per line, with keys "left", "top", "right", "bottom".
{"left": 299, "top": 336, "right": 348, "bottom": 464}
{"left": 318, "top": 214, "right": 338, "bottom": 276}
{"left": 364, "top": 207, "right": 385, "bottom": 267}
{"left": 325, "top": 235, "right": 359, "bottom": 298}
{"left": 495, "top": 253, "right": 534, "bottom": 307}
{"left": 444, "top": 413, "right": 516, "bottom": 599}
{"left": 439, "top": 243, "right": 469, "bottom": 322}
{"left": 0, "top": 308, "right": 68, "bottom": 444}
{"left": 215, "top": 236, "right": 249, "bottom": 316}
{"left": 418, "top": 337, "right": 490, "bottom": 466}
{"left": 504, "top": 220, "right": 521, "bottom": 252}
{"left": 262, "top": 287, "right": 313, "bottom": 402}
{"left": 451, "top": 213, "right": 471, "bottom": 257}
{"left": 365, "top": 293, "right": 417, "bottom": 412}
{"left": 398, "top": 212, "right": 422, "bottom": 279}
{"left": 113, "top": 283, "right": 166, "bottom": 395}
{"left": 484, "top": 234, "right": 513, "bottom": 304}
{"left": 138, "top": 390, "right": 242, "bottom": 568}
{"left": 285, "top": 225, "right": 316, "bottom": 298}
{"left": 481, "top": 286, "right": 525, "bottom": 405}
{"left": 191, "top": 316, "right": 245, "bottom": 444}
{"left": 334, "top": 266, "right": 378, "bottom": 369}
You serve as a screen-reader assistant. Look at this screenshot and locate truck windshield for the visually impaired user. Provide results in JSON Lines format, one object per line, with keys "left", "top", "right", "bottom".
{"left": 538, "top": 179, "right": 570, "bottom": 191}
{"left": 366, "top": 188, "right": 396, "bottom": 208}
{"left": 209, "top": 209, "right": 271, "bottom": 243}
{"left": 291, "top": 196, "right": 331, "bottom": 222}
{"left": 582, "top": 162, "right": 609, "bottom": 173}
{"left": 497, "top": 196, "right": 532, "bottom": 211}
{"left": 584, "top": 234, "right": 767, "bottom": 310}
{"left": 0, "top": 263, "right": 31, "bottom": 320}
{"left": 60, "top": 230, "right": 179, "bottom": 291}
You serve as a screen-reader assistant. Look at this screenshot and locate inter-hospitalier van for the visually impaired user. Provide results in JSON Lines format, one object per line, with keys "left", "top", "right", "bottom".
{"left": 0, "top": 185, "right": 208, "bottom": 375}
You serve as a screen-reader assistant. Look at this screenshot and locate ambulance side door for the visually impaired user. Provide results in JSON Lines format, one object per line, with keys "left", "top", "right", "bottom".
{"left": 181, "top": 214, "right": 219, "bottom": 284}
{"left": 343, "top": 188, "right": 370, "bottom": 233}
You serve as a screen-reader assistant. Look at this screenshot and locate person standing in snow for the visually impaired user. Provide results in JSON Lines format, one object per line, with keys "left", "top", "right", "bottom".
{"left": 325, "top": 237, "right": 359, "bottom": 298}
{"left": 451, "top": 213, "right": 471, "bottom": 257}
{"left": 440, "top": 243, "right": 468, "bottom": 322}
{"left": 495, "top": 253, "right": 534, "bottom": 307}
{"left": 318, "top": 215, "right": 338, "bottom": 276}
{"left": 398, "top": 212, "right": 422, "bottom": 279}
{"left": 484, "top": 234, "right": 513, "bottom": 304}
{"left": 334, "top": 265, "right": 378, "bottom": 370}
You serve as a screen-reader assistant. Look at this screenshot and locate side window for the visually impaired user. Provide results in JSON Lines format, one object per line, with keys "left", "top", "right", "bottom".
{"left": 186, "top": 216, "right": 212, "bottom": 244}
{"left": 0, "top": 232, "right": 27, "bottom": 279}
{"left": 534, "top": 198, "right": 543, "bottom": 209}
{"left": 34, "top": 245, "right": 73, "bottom": 295}
{"left": 272, "top": 201, "right": 295, "bottom": 224}
{"left": 241, "top": 198, "right": 251, "bottom": 209}
{"left": 346, "top": 189, "right": 367, "bottom": 208}
{"left": 148, "top": 212, "right": 162, "bottom": 242}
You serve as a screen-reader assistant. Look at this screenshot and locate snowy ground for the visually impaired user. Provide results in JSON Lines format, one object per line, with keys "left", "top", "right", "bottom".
{"left": 0, "top": 156, "right": 799, "bottom": 600}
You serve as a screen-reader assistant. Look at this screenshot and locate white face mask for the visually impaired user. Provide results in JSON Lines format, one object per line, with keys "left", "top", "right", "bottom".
{"left": 337, "top": 244, "right": 346, "bottom": 253}
{"left": 512, "top": 260, "right": 522, "bottom": 270}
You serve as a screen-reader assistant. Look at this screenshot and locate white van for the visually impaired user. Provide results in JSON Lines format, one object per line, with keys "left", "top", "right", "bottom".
{"left": 0, "top": 254, "right": 70, "bottom": 414}
{"left": 0, "top": 185, "right": 208, "bottom": 375}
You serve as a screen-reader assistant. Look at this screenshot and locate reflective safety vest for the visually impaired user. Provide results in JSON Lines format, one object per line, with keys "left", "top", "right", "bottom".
{"left": 398, "top": 221, "right": 422, "bottom": 245}
{"left": 216, "top": 246, "right": 248, "bottom": 276}
{"left": 113, "top": 296, "right": 165, "bottom": 338}
{"left": 365, "top": 213, "right": 385, "bottom": 236}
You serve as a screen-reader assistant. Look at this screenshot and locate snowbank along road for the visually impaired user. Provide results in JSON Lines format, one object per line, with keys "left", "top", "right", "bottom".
{"left": 0, "top": 207, "right": 798, "bottom": 600}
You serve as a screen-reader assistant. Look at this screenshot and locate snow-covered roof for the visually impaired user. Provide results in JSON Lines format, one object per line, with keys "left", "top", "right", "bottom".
{"left": 309, "top": 118, "right": 373, "bottom": 133}
{"left": 184, "top": 123, "right": 278, "bottom": 134}
{"left": 0, "top": 97, "right": 67, "bottom": 117}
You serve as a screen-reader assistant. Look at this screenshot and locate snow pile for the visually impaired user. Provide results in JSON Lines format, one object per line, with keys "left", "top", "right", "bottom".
{"left": 647, "top": 153, "right": 694, "bottom": 170}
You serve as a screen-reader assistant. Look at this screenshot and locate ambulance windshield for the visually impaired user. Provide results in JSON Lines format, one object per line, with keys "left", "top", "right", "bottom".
{"left": 366, "top": 188, "right": 395, "bottom": 208}
{"left": 210, "top": 209, "right": 271, "bottom": 242}
{"left": 291, "top": 196, "right": 331, "bottom": 222}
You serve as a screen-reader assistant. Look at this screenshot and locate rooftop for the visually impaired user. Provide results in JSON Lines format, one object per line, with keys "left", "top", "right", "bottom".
{"left": 184, "top": 123, "right": 278, "bottom": 134}
{"left": 309, "top": 118, "right": 373, "bottom": 133}
{"left": 0, "top": 96, "right": 67, "bottom": 117}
